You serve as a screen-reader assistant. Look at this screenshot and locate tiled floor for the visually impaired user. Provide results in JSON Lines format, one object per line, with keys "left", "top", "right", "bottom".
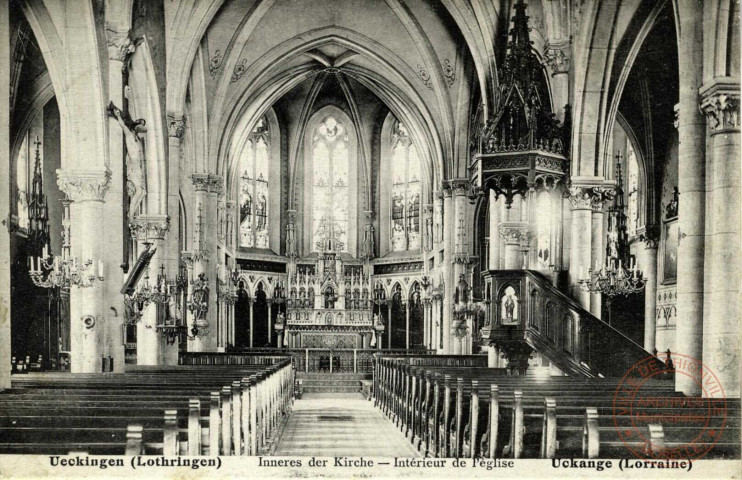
{"left": 273, "top": 393, "right": 421, "bottom": 457}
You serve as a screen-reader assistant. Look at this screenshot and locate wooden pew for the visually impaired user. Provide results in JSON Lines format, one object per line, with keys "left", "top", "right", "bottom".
{"left": 0, "top": 358, "right": 294, "bottom": 456}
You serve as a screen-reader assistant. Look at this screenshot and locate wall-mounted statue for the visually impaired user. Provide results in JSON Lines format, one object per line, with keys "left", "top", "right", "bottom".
{"left": 108, "top": 102, "right": 147, "bottom": 220}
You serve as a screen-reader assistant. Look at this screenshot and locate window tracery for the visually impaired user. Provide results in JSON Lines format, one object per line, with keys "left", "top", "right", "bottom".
{"left": 239, "top": 117, "right": 270, "bottom": 248}
{"left": 390, "top": 121, "right": 422, "bottom": 251}
{"left": 312, "top": 116, "right": 349, "bottom": 252}
{"left": 626, "top": 141, "right": 639, "bottom": 237}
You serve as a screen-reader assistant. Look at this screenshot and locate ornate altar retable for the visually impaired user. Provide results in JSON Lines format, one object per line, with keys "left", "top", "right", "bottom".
{"left": 283, "top": 225, "right": 375, "bottom": 349}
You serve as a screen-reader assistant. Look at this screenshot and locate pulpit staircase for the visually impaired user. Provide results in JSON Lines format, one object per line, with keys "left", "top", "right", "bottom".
{"left": 480, "top": 270, "right": 664, "bottom": 377}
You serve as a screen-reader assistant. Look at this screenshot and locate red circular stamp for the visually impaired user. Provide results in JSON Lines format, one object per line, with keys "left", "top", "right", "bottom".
{"left": 612, "top": 353, "right": 727, "bottom": 461}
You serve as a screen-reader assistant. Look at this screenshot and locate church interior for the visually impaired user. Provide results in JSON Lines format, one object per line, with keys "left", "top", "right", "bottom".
{"left": 0, "top": 0, "right": 739, "bottom": 463}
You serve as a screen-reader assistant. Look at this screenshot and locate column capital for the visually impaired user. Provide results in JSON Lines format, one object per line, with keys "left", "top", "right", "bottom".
{"left": 105, "top": 27, "right": 135, "bottom": 62}
{"left": 167, "top": 114, "right": 187, "bottom": 139}
{"left": 423, "top": 203, "right": 434, "bottom": 214}
{"left": 564, "top": 184, "right": 615, "bottom": 211}
{"left": 640, "top": 225, "right": 660, "bottom": 250}
{"left": 544, "top": 39, "right": 570, "bottom": 75}
{"left": 129, "top": 214, "right": 170, "bottom": 241}
{"left": 498, "top": 221, "right": 530, "bottom": 245}
{"left": 363, "top": 210, "right": 375, "bottom": 221}
{"left": 446, "top": 178, "right": 470, "bottom": 197}
{"left": 673, "top": 103, "right": 680, "bottom": 130}
{"left": 191, "top": 173, "right": 224, "bottom": 194}
{"left": 57, "top": 169, "right": 112, "bottom": 203}
{"left": 700, "top": 78, "right": 740, "bottom": 134}
{"left": 440, "top": 182, "right": 453, "bottom": 198}
{"left": 180, "top": 251, "right": 195, "bottom": 266}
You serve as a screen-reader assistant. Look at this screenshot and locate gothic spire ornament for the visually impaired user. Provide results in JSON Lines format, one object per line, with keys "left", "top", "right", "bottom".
{"left": 470, "top": 0, "right": 570, "bottom": 208}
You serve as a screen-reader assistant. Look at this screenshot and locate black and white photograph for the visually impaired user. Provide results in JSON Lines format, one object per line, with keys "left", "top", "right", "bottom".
{"left": 0, "top": 0, "right": 739, "bottom": 478}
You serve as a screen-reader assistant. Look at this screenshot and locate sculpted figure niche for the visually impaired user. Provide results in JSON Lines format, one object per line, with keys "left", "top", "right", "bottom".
{"left": 108, "top": 102, "right": 147, "bottom": 220}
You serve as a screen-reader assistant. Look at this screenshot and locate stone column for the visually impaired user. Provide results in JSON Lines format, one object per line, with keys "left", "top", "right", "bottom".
{"left": 405, "top": 300, "right": 410, "bottom": 349}
{"left": 441, "top": 184, "right": 453, "bottom": 353}
{"left": 249, "top": 298, "right": 254, "bottom": 348}
{"left": 267, "top": 299, "right": 273, "bottom": 345}
{"left": 188, "top": 174, "right": 222, "bottom": 352}
{"left": 387, "top": 299, "right": 393, "bottom": 348}
{"left": 130, "top": 215, "right": 169, "bottom": 365}
{"left": 499, "top": 222, "right": 529, "bottom": 269}
{"left": 640, "top": 235, "right": 659, "bottom": 352}
{"left": 700, "top": 80, "right": 740, "bottom": 397}
{"left": 566, "top": 186, "right": 594, "bottom": 309}
{"left": 589, "top": 202, "right": 604, "bottom": 319}
{"left": 488, "top": 190, "right": 500, "bottom": 270}
{"left": 104, "top": 27, "right": 133, "bottom": 373}
{"left": 544, "top": 39, "right": 571, "bottom": 122}
{"left": 57, "top": 169, "right": 112, "bottom": 373}
{"left": 0, "top": 0, "right": 10, "bottom": 389}
{"left": 674, "top": 5, "right": 705, "bottom": 395}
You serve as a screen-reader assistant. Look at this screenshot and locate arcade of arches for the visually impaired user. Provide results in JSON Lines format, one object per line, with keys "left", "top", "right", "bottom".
{"left": 0, "top": 0, "right": 739, "bottom": 403}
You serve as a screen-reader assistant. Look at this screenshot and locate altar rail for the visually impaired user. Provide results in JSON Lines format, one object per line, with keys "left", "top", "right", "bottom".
{"left": 182, "top": 349, "right": 436, "bottom": 373}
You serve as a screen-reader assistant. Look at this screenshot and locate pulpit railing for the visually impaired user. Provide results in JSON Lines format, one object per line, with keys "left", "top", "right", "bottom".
{"left": 480, "top": 270, "right": 664, "bottom": 377}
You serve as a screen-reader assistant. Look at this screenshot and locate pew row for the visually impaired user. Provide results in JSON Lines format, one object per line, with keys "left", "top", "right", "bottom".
{"left": 373, "top": 356, "right": 741, "bottom": 460}
{"left": 0, "top": 358, "right": 294, "bottom": 455}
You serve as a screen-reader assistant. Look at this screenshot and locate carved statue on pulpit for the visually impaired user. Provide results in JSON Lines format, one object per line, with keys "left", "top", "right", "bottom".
{"left": 505, "top": 296, "right": 515, "bottom": 322}
{"left": 501, "top": 286, "right": 518, "bottom": 324}
{"left": 109, "top": 102, "right": 147, "bottom": 220}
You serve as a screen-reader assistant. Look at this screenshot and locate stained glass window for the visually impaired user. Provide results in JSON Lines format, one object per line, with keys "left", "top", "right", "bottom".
{"left": 16, "top": 132, "right": 29, "bottom": 230}
{"left": 626, "top": 141, "right": 639, "bottom": 237}
{"left": 312, "top": 116, "right": 349, "bottom": 252}
{"left": 390, "top": 121, "right": 422, "bottom": 251}
{"left": 239, "top": 117, "right": 270, "bottom": 248}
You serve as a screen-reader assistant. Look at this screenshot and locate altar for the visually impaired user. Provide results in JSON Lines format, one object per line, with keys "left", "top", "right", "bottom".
{"left": 280, "top": 221, "right": 378, "bottom": 349}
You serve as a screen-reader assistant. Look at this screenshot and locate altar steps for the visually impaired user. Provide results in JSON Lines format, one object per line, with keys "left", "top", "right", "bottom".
{"left": 296, "top": 373, "right": 371, "bottom": 394}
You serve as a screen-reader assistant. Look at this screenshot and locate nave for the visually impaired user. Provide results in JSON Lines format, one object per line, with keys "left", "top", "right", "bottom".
{"left": 273, "top": 393, "right": 419, "bottom": 457}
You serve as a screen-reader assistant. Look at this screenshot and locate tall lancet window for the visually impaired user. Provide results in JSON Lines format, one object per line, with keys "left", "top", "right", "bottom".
{"left": 390, "top": 121, "right": 421, "bottom": 251}
{"left": 239, "top": 117, "right": 270, "bottom": 248}
{"left": 15, "top": 132, "right": 30, "bottom": 230}
{"left": 312, "top": 116, "right": 349, "bottom": 252}
{"left": 626, "top": 141, "right": 639, "bottom": 237}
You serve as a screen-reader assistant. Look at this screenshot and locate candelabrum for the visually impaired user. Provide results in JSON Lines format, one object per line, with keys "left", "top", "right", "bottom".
{"left": 452, "top": 274, "right": 486, "bottom": 320}
{"left": 578, "top": 257, "right": 646, "bottom": 297}
{"left": 28, "top": 199, "right": 105, "bottom": 289}
{"left": 123, "top": 265, "right": 170, "bottom": 326}
{"left": 157, "top": 266, "right": 189, "bottom": 345}
{"left": 29, "top": 247, "right": 105, "bottom": 289}
{"left": 187, "top": 273, "right": 210, "bottom": 339}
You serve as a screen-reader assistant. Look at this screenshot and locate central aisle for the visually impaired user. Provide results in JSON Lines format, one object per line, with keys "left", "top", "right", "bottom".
{"left": 274, "top": 393, "right": 421, "bottom": 457}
